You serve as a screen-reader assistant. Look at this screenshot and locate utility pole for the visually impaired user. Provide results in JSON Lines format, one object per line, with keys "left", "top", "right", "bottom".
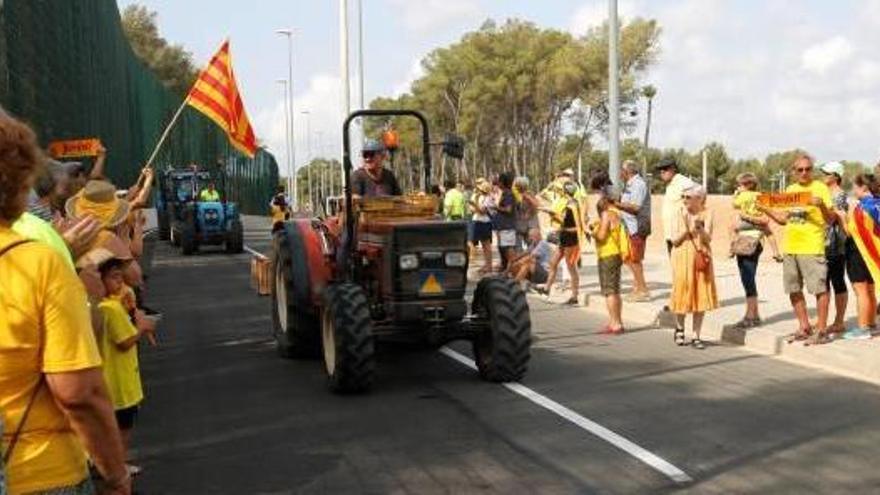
{"left": 702, "top": 149, "right": 708, "bottom": 191}
{"left": 339, "top": 0, "right": 350, "bottom": 186}
{"left": 608, "top": 0, "right": 621, "bottom": 190}
{"left": 275, "top": 78, "right": 292, "bottom": 204}
{"left": 276, "top": 28, "right": 297, "bottom": 208}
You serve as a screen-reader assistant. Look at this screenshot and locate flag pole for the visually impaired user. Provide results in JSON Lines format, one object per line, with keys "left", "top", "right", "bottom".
{"left": 144, "top": 97, "right": 189, "bottom": 169}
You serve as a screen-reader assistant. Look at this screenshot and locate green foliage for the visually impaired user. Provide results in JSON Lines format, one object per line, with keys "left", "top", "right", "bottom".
{"left": 368, "top": 18, "right": 660, "bottom": 189}
{"left": 122, "top": 4, "right": 198, "bottom": 95}
{"left": 296, "top": 158, "right": 342, "bottom": 210}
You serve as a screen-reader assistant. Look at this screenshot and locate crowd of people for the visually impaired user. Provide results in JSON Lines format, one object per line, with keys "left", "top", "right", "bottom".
{"left": 1, "top": 113, "right": 155, "bottom": 494}
{"left": 427, "top": 152, "right": 880, "bottom": 349}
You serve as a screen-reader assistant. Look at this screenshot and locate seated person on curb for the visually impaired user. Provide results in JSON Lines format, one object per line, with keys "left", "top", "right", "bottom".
{"left": 198, "top": 181, "right": 221, "bottom": 202}
{"left": 506, "top": 228, "right": 554, "bottom": 287}
{"left": 351, "top": 138, "right": 401, "bottom": 199}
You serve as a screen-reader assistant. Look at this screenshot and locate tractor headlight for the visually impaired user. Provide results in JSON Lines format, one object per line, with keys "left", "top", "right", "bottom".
{"left": 399, "top": 254, "right": 419, "bottom": 271}
{"left": 445, "top": 251, "right": 467, "bottom": 267}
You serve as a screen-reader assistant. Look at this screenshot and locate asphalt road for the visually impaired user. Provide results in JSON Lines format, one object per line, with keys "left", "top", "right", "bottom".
{"left": 134, "top": 217, "right": 880, "bottom": 494}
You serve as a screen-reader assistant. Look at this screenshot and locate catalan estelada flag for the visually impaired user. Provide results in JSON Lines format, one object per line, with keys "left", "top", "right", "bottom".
{"left": 848, "top": 197, "right": 880, "bottom": 287}
{"left": 186, "top": 40, "right": 257, "bottom": 158}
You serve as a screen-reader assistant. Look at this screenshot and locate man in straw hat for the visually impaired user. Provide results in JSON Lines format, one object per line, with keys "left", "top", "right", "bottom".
{"left": 66, "top": 180, "right": 132, "bottom": 230}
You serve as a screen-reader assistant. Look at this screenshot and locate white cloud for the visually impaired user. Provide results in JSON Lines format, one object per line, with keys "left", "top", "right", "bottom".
{"left": 387, "top": 0, "right": 482, "bottom": 32}
{"left": 569, "top": 0, "right": 640, "bottom": 36}
{"left": 391, "top": 57, "right": 426, "bottom": 96}
{"left": 801, "top": 36, "right": 854, "bottom": 74}
{"left": 254, "top": 73, "right": 343, "bottom": 176}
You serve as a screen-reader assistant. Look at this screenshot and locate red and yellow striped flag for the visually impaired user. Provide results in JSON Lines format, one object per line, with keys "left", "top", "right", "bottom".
{"left": 186, "top": 40, "right": 257, "bottom": 158}
{"left": 849, "top": 201, "right": 880, "bottom": 287}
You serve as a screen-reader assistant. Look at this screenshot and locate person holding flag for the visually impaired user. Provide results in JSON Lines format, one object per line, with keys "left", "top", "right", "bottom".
{"left": 837, "top": 173, "right": 880, "bottom": 340}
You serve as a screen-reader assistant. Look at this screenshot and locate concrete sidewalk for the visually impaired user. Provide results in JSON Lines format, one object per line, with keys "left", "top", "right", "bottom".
{"left": 546, "top": 250, "right": 880, "bottom": 385}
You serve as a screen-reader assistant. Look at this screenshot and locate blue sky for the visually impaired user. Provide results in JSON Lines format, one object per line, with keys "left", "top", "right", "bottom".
{"left": 117, "top": 0, "right": 880, "bottom": 173}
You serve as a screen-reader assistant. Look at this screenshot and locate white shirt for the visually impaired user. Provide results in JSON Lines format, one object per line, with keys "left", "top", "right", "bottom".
{"left": 662, "top": 173, "right": 697, "bottom": 241}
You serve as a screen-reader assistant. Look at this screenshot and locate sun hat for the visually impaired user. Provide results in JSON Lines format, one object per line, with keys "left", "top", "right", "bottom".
{"left": 65, "top": 180, "right": 131, "bottom": 228}
{"left": 820, "top": 161, "right": 844, "bottom": 178}
{"left": 682, "top": 184, "right": 707, "bottom": 198}
{"left": 475, "top": 177, "right": 491, "bottom": 193}
{"left": 559, "top": 168, "right": 575, "bottom": 177}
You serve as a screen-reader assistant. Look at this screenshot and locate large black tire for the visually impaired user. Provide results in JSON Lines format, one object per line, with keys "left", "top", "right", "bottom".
{"left": 321, "top": 283, "right": 375, "bottom": 393}
{"left": 180, "top": 221, "right": 197, "bottom": 255}
{"left": 471, "top": 277, "right": 531, "bottom": 382}
{"left": 157, "top": 211, "right": 170, "bottom": 241}
{"left": 226, "top": 220, "right": 244, "bottom": 254}
{"left": 270, "top": 232, "right": 319, "bottom": 358}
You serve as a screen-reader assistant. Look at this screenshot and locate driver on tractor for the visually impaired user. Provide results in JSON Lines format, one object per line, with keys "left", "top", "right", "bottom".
{"left": 199, "top": 181, "right": 221, "bottom": 202}
{"left": 351, "top": 138, "right": 401, "bottom": 198}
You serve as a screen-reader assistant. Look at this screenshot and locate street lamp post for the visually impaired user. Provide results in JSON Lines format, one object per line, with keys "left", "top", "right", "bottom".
{"left": 608, "top": 0, "right": 621, "bottom": 190}
{"left": 276, "top": 28, "right": 297, "bottom": 208}
{"left": 339, "top": 0, "right": 350, "bottom": 187}
{"left": 275, "top": 79, "right": 292, "bottom": 204}
{"left": 301, "top": 110, "right": 312, "bottom": 211}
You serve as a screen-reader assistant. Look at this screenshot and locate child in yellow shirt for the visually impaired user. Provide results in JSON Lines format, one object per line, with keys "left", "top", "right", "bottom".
{"left": 98, "top": 258, "right": 154, "bottom": 475}
{"left": 729, "top": 173, "right": 782, "bottom": 261}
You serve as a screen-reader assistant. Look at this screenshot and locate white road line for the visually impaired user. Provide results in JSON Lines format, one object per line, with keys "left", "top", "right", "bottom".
{"left": 244, "top": 245, "right": 265, "bottom": 258}
{"left": 439, "top": 346, "right": 693, "bottom": 484}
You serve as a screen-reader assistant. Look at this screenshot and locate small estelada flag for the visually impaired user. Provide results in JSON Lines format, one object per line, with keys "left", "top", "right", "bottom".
{"left": 186, "top": 40, "right": 257, "bottom": 158}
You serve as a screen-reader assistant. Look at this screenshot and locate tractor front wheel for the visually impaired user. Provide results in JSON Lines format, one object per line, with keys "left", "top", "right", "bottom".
{"left": 471, "top": 277, "right": 531, "bottom": 382}
{"left": 226, "top": 220, "right": 244, "bottom": 254}
{"left": 270, "top": 232, "right": 319, "bottom": 358}
{"left": 321, "top": 283, "right": 375, "bottom": 393}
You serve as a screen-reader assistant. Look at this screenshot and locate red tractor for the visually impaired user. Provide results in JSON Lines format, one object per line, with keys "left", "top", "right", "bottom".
{"left": 270, "top": 110, "right": 531, "bottom": 393}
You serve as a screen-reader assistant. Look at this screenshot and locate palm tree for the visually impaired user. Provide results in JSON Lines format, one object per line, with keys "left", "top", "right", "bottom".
{"left": 641, "top": 85, "right": 657, "bottom": 174}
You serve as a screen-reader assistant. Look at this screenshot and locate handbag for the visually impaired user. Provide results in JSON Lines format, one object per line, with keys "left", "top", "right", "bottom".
{"left": 683, "top": 213, "right": 711, "bottom": 272}
{"left": 732, "top": 234, "right": 760, "bottom": 257}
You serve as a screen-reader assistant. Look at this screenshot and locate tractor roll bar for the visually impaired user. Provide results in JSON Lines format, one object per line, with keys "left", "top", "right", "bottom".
{"left": 341, "top": 109, "right": 432, "bottom": 279}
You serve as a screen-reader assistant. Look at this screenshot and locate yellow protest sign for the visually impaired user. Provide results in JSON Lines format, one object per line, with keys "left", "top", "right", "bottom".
{"left": 757, "top": 192, "right": 812, "bottom": 208}
{"left": 48, "top": 138, "right": 102, "bottom": 159}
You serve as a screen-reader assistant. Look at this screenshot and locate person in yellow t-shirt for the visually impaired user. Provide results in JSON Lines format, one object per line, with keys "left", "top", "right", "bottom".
{"left": 198, "top": 181, "right": 221, "bottom": 202}
{"left": 759, "top": 154, "right": 836, "bottom": 344}
{"left": 98, "top": 257, "right": 154, "bottom": 475}
{"left": 0, "top": 115, "right": 129, "bottom": 494}
{"left": 589, "top": 197, "right": 625, "bottom": 334}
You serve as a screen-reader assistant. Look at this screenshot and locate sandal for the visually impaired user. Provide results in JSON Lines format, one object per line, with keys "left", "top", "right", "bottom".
{"left": 805, "top": 332, "right": 833, "bottom": 346}
{"left": 674, "top": 327, "right": 686, "bottom": 346}
{"left": 563, "top": 297, "right": 579, "bottom": 306}
{"left": 533, "top": 285, "right": 549, "bottom": 296}
{"left": 691, "top": 338, "right": 706, "bottom": 350}
{"left": 773, "top": 255, "right": 784, "bottom": 263}
{"left": 785, "top": 328, "right": 812, "bottom": 344}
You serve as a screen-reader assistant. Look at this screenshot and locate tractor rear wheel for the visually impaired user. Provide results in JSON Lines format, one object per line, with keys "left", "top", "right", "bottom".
{"left": 158, "top": 212, "right": 170, "bottom": 241}
{"left": 226, "top": 220, "right": 244, "bottom": 254}
{"left": 471, "top": 277, "right": 531, "bottom": 382}
{"left": 270, "top": 233, "right": 319, "bottom": 358}
{"left": 180, "top": 222, "right": 197, "bottom": 255}
{"left": 321, "top": 283, "right": 375, "bottom": 393}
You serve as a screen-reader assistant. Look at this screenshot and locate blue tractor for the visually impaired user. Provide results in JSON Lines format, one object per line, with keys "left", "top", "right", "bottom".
{"left": 156, "top": 169, "right": 244, "bottom": 255}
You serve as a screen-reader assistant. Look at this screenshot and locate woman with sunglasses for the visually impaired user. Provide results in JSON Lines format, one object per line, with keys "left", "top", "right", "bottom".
{"left": 351, "top": 138, "right": 401, "bottom": 198}
{"left": 669, "top": 185, "right": 718, "bottom": 349}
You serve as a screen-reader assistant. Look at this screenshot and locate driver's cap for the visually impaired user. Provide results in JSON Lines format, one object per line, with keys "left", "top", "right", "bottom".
{"left": 363, "top": 138, "right": 385, "bottom": 153}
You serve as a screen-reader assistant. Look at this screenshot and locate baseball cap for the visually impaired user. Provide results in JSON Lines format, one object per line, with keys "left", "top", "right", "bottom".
{"left": 362, "top": 138, "right": 385, "bottom": 153}
{"left": 820, "top": 161, "right": 844, "bottom": 177}
{"left": 654, "top": 157, "right": 677, "bottom": 171}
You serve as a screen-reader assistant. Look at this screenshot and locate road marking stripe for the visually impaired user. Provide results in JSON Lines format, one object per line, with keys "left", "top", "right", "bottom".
{"left": 439, "top": 346, "right": 693, "bottom": 484}
{"left": 244, "top": 245, "right": 265, "bottom": 258}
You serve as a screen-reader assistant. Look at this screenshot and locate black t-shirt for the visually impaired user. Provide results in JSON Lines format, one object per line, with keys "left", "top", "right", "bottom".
{"left": 493, "top": 189, "right": 516, "bottom": 231}
{"left": 559, "top": 205, "right": 578, "bottom": 247}
{"left": 351, "top": 168, "right": 402, "bottom": 197}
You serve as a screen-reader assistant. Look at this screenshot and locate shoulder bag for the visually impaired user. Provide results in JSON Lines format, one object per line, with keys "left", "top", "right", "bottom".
{"left": 683, "top": 214, "right": 711, "bottom": 272}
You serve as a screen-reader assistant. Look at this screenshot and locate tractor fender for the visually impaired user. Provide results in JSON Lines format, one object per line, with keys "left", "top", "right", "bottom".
{"left": 282, "top": 219, "right": 332, "bottom": 310}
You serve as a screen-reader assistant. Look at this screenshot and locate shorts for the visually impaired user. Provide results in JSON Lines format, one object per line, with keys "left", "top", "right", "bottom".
{"left": 782, "top": 254, "right": 828, "bottom": 295}
{"left": 627, "top": 235, "right": 646, "bottom": 263}
{"left": 846, "top": 238, "right": 874, "bottom": 284}
{"left": 598, "top": 255, "right": 622, "bottom": 296}
{"left": 559, "top": 231, "right": 578, "bottom": 248}
{"left": 825, "top": 255, "right": 847, "bottom": 294}
{"left": 472, "top": 221, "right": 493, "bottom": 243}
{"left": 531, "top": 264, "right": 549, "bottom": 284}
{"left": 497, "top": 229, "right": 517, "bottom": 248}
{"left": 35, "top": 477, "right": 95, "bottom": 495}
{"left": 115, "top": 405, "right": 139, "bottom": 430}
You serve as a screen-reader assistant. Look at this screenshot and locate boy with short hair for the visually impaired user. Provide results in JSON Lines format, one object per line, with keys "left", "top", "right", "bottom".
{"left": 98, "top": 257, "right": 154, "bottom": 475}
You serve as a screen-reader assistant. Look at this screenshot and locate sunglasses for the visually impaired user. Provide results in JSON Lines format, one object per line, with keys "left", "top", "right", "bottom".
{"left": 794, "top": 167, "right": 813, "bottom": 173}
{"left": 362, "top": 151, "right": 379, "bottom": 159}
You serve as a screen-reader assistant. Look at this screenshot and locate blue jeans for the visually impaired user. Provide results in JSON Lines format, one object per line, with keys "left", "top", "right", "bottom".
{"left": 736, "top": 244, "right": 763, "bottom": 298}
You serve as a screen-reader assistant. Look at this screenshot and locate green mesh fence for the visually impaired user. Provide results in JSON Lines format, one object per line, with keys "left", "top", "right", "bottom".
{"left": 0, "top": 0, "right": 278, "bottom": 214}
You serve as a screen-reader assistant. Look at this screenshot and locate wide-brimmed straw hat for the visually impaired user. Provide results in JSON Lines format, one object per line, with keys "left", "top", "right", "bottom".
{"left": 475, "top": 177, "right": 491, "bottom": 193}
{"left": 66, "top": 180, "right": 131, "bottom": 228}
